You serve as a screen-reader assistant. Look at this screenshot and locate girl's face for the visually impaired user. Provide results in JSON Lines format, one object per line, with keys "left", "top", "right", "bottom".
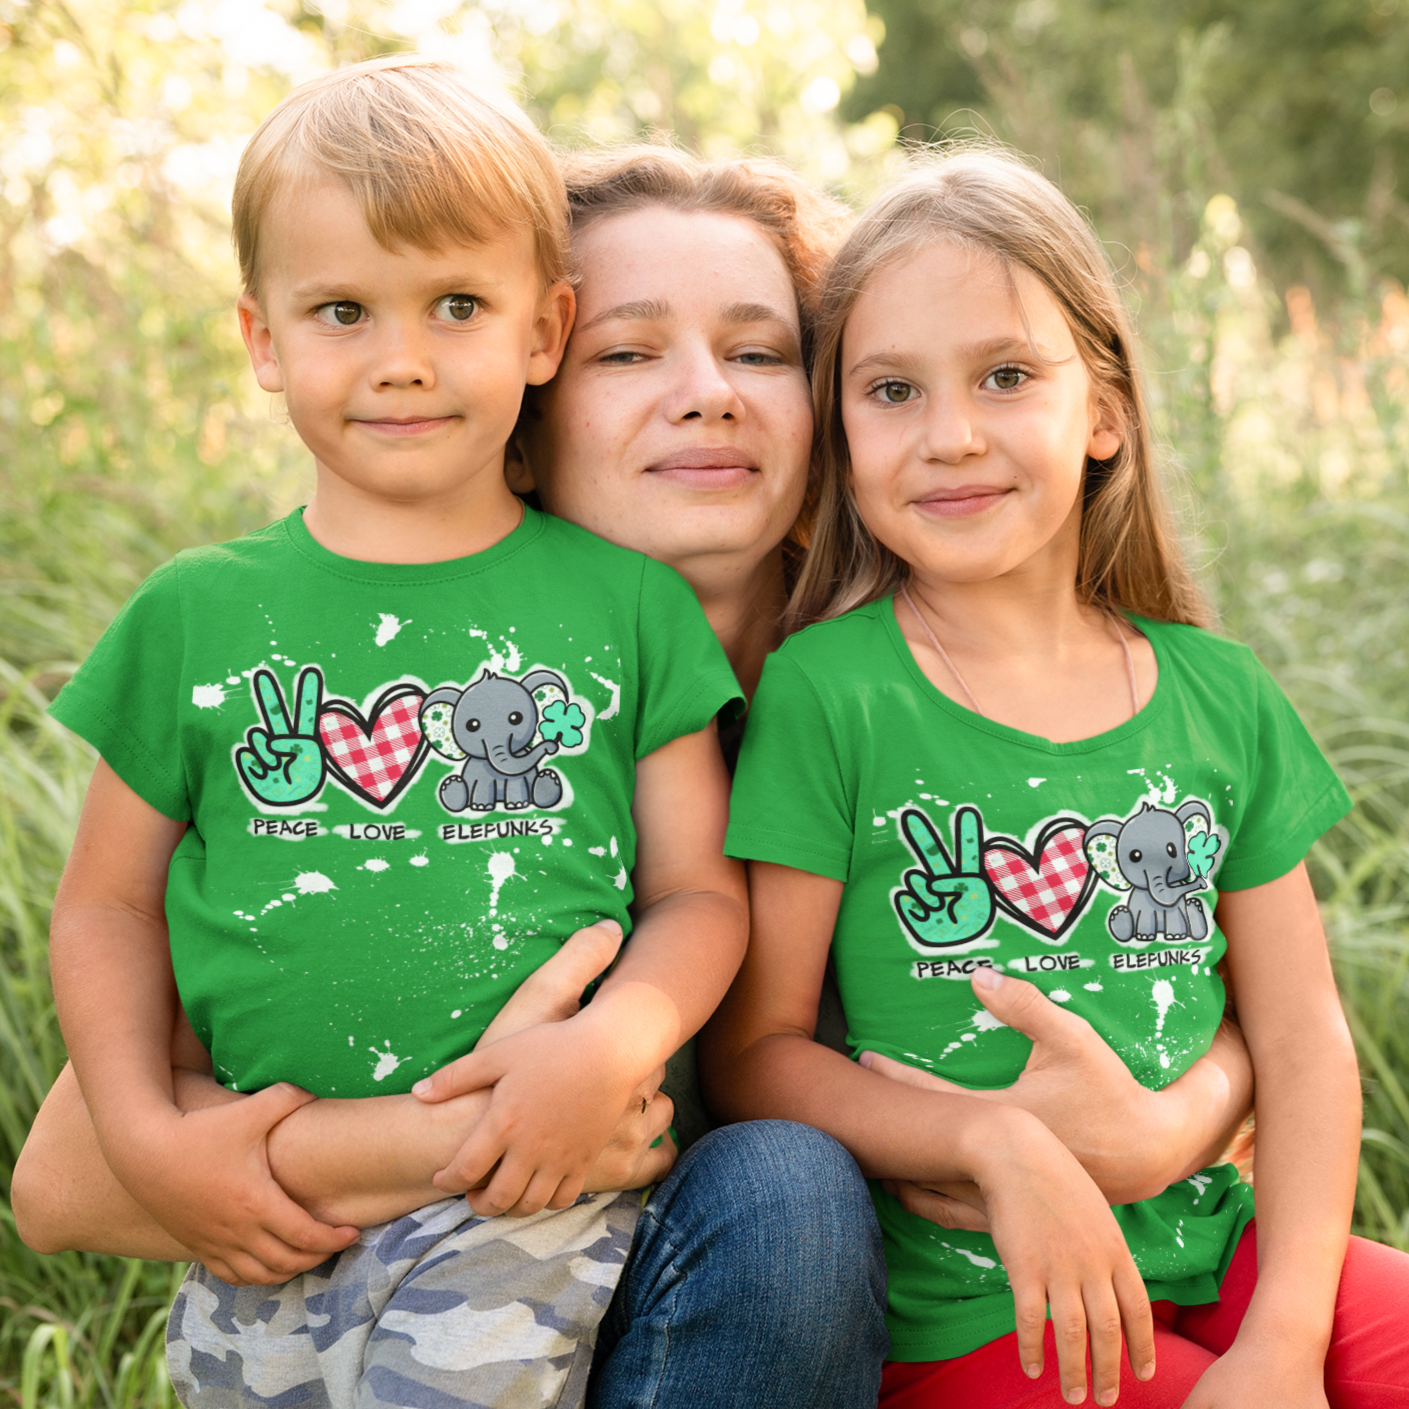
{"left": 517, "top": 206, "right": 813, "bottom": 581}
{"left": 839, "top": 239, "right": 1121, "bottom": 590}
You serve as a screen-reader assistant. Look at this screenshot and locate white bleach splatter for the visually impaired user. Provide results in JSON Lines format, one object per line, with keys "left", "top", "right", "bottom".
{"left": 374, "top": 613, "right": 408, "bottom": 647}
{"left": 589, "top": 845, "right": 607, "bottom": 856}
{"left": 295, "top": 871, "right": 337, "bottom": 895}
{"left": 225, "top": 675, "right": 240, "bottom": 685}
{"left": 466, "top": 627, "right": 522, "bottom": 674}
{"left": 610, "top": 836, "right": 619, "bottom": 857}
{"left": 1186, "top": 1172, "right": 1213, "bottom": 1203}
{"left": 361, "top": 858, "right": 390, "bottom": 873}
{"left": 1050, "top": 989, "right": 1071, "bottom": 1003}
{"left": 368, "top": 1041, "right": 403, "bottom": 1082}
{"left": 613, "top": 866, "right": 629, "bottom": 890}
{"left": 972, "top": 1009, "right": 1007, "bottom": 1032}
{"left": 1027, "top": 777, "right": 1046, "bottom": 788}
{"left": 1152, "top": 979, "right": 1177, "bottom": 1034}
{"left": 872, "top": 816, "right": 887, "bottom": 828}
{"left": 409, "top": 854, "right": 429, "bottom": 867}
{"left": 487, "top": 852, "right": 516, "bottom": 912}
{"left": 590, "top": 672, "right": 621, "bottom": 721}
{"left": 451, "top": 1009, "right": 462, "bottom": 1019}
{"left": 192, "top": 684, "right": 227, "bottom": 709}
{"left": 946, "top": 1244, "right": 997, "bottom": 1270}
{"left": 1084, "top": 981, "right": 1104, "bottom": 991}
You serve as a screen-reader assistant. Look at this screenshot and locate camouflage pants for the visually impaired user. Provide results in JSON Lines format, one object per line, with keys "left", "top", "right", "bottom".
{"left": 166, "top": 1191, "right": 641, "bottom": 1409}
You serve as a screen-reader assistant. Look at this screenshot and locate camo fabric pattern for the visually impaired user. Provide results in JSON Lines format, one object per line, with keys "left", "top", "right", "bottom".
{"left": 166, "top": 1190, "right": 641, "bottom": 1409}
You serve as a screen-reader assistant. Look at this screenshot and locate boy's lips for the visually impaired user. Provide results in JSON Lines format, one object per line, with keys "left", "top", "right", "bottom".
{"left": 648, "top": 447, "right": 759, "bottom": 490}
{"left": 914, "top": 485, "right": 1012, "bottom": 518}
{"left": 354, "top": 415, "right": 457, "bottom": 437}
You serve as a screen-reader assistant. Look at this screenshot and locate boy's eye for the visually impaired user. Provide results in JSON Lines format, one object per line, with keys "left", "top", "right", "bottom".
{"left": 436, "top": 294, "right": 478, "bottom": 322}
{"left": 984, "top": 365, "right": 1027, "bottom": 391}
{"left": 316, "top": 301, "right": 364, "bottom": 327}
{"left": 875, "top": 380, "right": 915, "bottom": 404}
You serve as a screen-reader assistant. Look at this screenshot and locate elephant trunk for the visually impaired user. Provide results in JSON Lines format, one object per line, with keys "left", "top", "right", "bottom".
{"left": 489, "top": 740, "right": 551, "bottom": 776}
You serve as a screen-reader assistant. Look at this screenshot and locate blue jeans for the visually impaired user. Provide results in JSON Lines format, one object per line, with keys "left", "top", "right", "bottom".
{"left": 588, "top": 1121, "right": 888, "bottom": 1408}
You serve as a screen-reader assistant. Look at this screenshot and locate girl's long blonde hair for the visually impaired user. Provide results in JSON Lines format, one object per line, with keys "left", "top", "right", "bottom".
{"left": 788, "top": 146, "right": 1209, "bottom": 633}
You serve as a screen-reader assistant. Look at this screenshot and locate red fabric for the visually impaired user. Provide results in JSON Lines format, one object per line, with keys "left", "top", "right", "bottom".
{"left": 879, "top": 1225, "right": 1409, "bottom": 1408}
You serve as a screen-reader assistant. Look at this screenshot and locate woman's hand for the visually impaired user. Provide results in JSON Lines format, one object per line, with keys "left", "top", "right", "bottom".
{"left": 860, "top": 966, "right": 1254, "bottom": 1205}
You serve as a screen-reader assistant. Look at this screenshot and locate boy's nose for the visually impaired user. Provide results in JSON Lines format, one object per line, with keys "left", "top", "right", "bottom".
{"left": 372, "top": 327, "right": 436, "bottom": 389}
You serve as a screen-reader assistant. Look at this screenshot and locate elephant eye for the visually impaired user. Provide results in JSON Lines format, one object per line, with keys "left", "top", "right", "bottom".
{"left": 466, "top": 718, "right": 480, "bottom": 732}
{"left": 508, "top": 711, "right": 523, "bottom": 726}
{"left": 1167, "top": 842, "right": 1177, "bottom": 857}
{"left": 1129, "top": 849, "right": 1142, "bottom": 863}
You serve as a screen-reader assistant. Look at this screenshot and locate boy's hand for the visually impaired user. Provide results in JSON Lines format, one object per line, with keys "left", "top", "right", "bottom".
{"left": 126, "top": 1083, "right": 358, "bottom": 1285}
{"left": 972, "top": 1109, "right": 1155, "bottom": 1407}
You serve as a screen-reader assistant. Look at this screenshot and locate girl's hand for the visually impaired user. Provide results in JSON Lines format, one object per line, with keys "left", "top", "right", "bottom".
{"left": 880, "top": 1176, "right": 991, "bottom": 1232}
{"left": 971, "top": 1108, "right": 1155, "bottom": 1407}
{"left": 1179, "top": 1341, "right": 1330, "bottom": 1409}
{"left": 860, "top": 967, "right": 1253, "bottom": 1203}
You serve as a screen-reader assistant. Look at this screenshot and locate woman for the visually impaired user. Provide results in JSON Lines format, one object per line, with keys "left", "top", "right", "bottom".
{"left": 14, "top": 145, "right": 1252, "bottom": 1409}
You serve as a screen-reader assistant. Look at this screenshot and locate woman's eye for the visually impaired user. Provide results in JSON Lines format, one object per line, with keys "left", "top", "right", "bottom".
{"left": 436, "top": 294, "right": 478, "bottom": 322}
{"left": 985, "top": 366, "right": 1027, "bottom": 391}
{"left": 316, "top": 301, "right": 364, "bottom": 327}
{"left": 875, "top": 380, "right": 915, "bottom": 404}
{"left": 736, "top": 350, "right": 783, "bottom": 366}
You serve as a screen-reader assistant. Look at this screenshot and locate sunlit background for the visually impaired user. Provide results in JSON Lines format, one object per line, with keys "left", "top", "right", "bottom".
{"left": 5, "top": 1, "right": 1409, "bottom": 1401}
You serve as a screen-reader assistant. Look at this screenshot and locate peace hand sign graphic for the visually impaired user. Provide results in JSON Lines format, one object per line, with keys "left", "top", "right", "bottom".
{"left": 893, "top": 806, "right": 996, "bottom": 950}
{"left": 235, "top": 667, "right": 326, "bottom": 806}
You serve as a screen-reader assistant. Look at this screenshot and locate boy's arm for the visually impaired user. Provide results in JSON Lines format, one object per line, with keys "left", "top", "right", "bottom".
{"left": 1182, "top": 863, "right": 1359, "bottom": 1409}
{"left": 415, "top": 721, "right": 749, "bottom": 1217}
{"left": 44, "top": 759, "right": 359, "bottom": 1283}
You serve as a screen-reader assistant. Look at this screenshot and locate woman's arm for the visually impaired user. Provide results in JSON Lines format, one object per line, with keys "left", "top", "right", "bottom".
{"left": 701, "top": 860, "right": 1156, "bottom": 1408}
{"left": 857, "top": 975, "right": 1254, "bottom": 1206}
{"left": 1182, "top": 863, "right": 1359, "bottom": 1409}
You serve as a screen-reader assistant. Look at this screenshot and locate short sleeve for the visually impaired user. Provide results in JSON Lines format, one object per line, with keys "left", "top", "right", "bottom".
{"left": 726, "top": 652, "right": 854, "bottom": 881}
{"left": 48, "top": 559, "right": 191, "bottom": 821}
{"left": 1216, "top": 658, "right": 1352, "bottom": 891}
{"left": 633, "top": 557, "right": 743, "bottom": 761}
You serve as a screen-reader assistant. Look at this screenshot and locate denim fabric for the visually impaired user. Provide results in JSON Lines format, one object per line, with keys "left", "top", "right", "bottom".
{"left": 589, "top": 1121, "right": 888, "bottom": 1409}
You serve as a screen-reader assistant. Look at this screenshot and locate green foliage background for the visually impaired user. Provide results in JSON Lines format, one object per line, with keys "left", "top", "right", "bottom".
{"left": 3, "top": 0, "right": 1409, "bottom": 1402}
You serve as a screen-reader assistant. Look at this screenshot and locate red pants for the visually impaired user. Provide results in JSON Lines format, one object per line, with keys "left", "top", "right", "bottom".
{"left": 880, "top": 1225, "right": 1409, "bottom": 1408}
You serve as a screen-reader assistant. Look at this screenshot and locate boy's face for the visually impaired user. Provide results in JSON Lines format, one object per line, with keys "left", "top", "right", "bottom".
{"left": 239, "top": 176, "right": 572, "bottom": 508}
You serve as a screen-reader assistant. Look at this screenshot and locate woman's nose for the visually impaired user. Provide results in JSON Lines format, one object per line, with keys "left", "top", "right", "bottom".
{"left": 664, "top": 343, "right": 746, "bottom": 423}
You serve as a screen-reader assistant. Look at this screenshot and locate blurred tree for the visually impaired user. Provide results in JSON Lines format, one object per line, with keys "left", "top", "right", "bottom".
{"left": 846, "top": 0, "right": 1409, "bottom": 299}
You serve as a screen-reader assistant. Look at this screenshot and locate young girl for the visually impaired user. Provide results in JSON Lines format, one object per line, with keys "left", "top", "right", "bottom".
{"left": 705, "top": 148, "right": 1409, "bottom": 1408}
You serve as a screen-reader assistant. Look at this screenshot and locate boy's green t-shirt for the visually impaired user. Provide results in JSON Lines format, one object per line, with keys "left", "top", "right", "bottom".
{"left": 52, "top": 506, "right": 741, "bottom": 1099}
{"left": 726, "top": 597, "right": 1351, "bottom": 1361}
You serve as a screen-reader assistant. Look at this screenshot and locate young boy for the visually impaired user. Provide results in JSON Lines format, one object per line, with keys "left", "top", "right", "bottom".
{"left": 45, "top": 57, "right": 746, "bottom": 1408}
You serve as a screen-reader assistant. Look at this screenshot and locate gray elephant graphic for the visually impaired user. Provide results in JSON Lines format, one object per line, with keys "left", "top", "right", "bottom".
{"left": 420, "top": 668, "right": 582, "bottom": 813}
{"left": 1084, "top": 801, "right": 1220, "bottom": 943}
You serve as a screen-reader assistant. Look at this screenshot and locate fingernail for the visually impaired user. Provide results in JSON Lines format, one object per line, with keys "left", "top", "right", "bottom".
{"left": 973, "top": 965, "right": 1005, "bottom": 991}
{"left": 412, "top": 1079, "right": 431, "bottom": 1096}
{"left": 1066, "top": 1389, "right": 1086, "bottom": 1405}
{"left": 1025, "top": 1364, "right": 1042, "bottom": 1379}
{"left": 1139, "top": 1363, "right": 1155, "bottom": 1381}
{"left": 1098, "top": 1391, "right": 1118, "bottom": 1406}
{"left": 596, "top": 919, "right": 622, "bottom": 934}
{"left": 858, "top": 1050, "right": 875, "bottom": 1069}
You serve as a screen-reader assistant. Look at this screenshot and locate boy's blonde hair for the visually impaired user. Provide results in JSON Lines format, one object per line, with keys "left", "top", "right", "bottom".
{"left": 789, "top": 146, "right": 1209, "bottom": 632}
{"left": 233, "top": 56, "right": 569, "bottom": 297}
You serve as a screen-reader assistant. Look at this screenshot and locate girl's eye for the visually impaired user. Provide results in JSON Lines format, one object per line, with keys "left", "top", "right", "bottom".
{"left": 984, "top": 365, "right": 1027, "bottom": 392}
{"left": 874, "top": 380, "right": 916, "bottom": 404}
{"left": 316, "top": 301, "right": 364, "bottom": 327}
{"left": 436, "top": 294, "right": 478, "bottom": 322}
{"left": 599, "top": 350, "right": 647, "bottom": 364}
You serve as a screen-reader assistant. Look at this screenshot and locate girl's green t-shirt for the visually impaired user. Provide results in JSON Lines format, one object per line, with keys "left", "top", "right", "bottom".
{"left": 51, "top": 507, "right": 741, "bottom": 1099}
{"left": 726, "top": 596, "right": 1351, "bottom": 1361}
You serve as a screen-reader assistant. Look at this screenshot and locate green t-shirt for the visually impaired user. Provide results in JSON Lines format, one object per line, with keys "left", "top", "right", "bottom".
{"left": 52, "top": 506, "right": 741, "bottom": 1099}
{"left": 726, "top": 596, "right": 1351, "bottom": 1361}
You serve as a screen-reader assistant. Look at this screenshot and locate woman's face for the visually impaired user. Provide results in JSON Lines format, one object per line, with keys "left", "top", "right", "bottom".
{"left": 517, "top": 206, "right": 813, "bottom": 582}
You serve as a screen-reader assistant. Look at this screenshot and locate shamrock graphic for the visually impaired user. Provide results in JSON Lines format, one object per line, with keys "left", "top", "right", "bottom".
{"left": 1186, "top": 828, "right": 1223, "bottom": 880}
{"left": 540, "top": 699, "right": 586, "bottom": 748}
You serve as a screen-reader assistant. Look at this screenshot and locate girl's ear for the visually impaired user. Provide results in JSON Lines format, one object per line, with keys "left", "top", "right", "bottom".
{"left": 1087, "top": 394, "right": 1124, "bottom": 463}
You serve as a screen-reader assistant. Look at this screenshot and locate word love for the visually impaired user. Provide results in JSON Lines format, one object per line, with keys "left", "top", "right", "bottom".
{"left": 332, "top": 822, "right": 417, "bottom": 842}
{"left": 1007, "top": 951, "right": 1092, "bottom": 974}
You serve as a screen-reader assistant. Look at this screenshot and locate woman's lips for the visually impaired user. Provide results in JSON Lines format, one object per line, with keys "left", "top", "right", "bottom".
{"left": 648, "top": 448, "right": 759, "bottom": 491}
{"left": 914, "top": 485, "right": 1011, "bottom": 518}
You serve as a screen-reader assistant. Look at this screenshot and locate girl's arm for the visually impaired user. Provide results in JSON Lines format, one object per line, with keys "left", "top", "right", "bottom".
{"left": 1183, "top": 863, "right": 1359, "bottom": 1408}
{"left": 701, "top": 859, "right": 1156, "bottom": 1408}
{"left": 413, "top": 721, "right": 750, "bottom": 1218}
{"left": 40, "top": 759, "right": 359, "bottom": 1284}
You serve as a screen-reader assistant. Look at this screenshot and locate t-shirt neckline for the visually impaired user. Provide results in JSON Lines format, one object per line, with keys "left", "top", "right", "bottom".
{"left": 879, "top": 594, "right": 1170, "bottom": 756}
{"left": 280, "top": 501, "right": 544, "bottom": 584}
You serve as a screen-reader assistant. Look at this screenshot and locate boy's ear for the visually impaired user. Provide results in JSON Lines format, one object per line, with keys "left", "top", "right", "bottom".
{"left": 238, "top": 292, "right": 284, "bottom": 394}
{"left": 504, "top": 428, "right": 536, "bottom": 495}
{"left": 525, "top": 280, "right": 576, "bottom": 387}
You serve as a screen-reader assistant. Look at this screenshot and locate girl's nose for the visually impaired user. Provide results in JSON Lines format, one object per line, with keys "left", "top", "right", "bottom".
{"left": 664, "top": 343, "right": 746, "bottom": 424}
{"left": 920, "top": 397, "right": 983, "bottom": 462}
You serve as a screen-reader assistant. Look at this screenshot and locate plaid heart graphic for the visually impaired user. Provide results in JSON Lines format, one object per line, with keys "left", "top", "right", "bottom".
{"left": 319, "top": 685, "right": 429, "bottom": 809}
{"left": 983, "top": 817, "right": 1097, "bottom": 939}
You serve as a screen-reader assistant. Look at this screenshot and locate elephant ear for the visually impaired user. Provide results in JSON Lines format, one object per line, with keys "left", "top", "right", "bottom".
{"left": 1084, "top": 823, "right": 1130, "bottom": 891}
{"left": 420, "top": 699, "right": 466, "bottom": 761}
